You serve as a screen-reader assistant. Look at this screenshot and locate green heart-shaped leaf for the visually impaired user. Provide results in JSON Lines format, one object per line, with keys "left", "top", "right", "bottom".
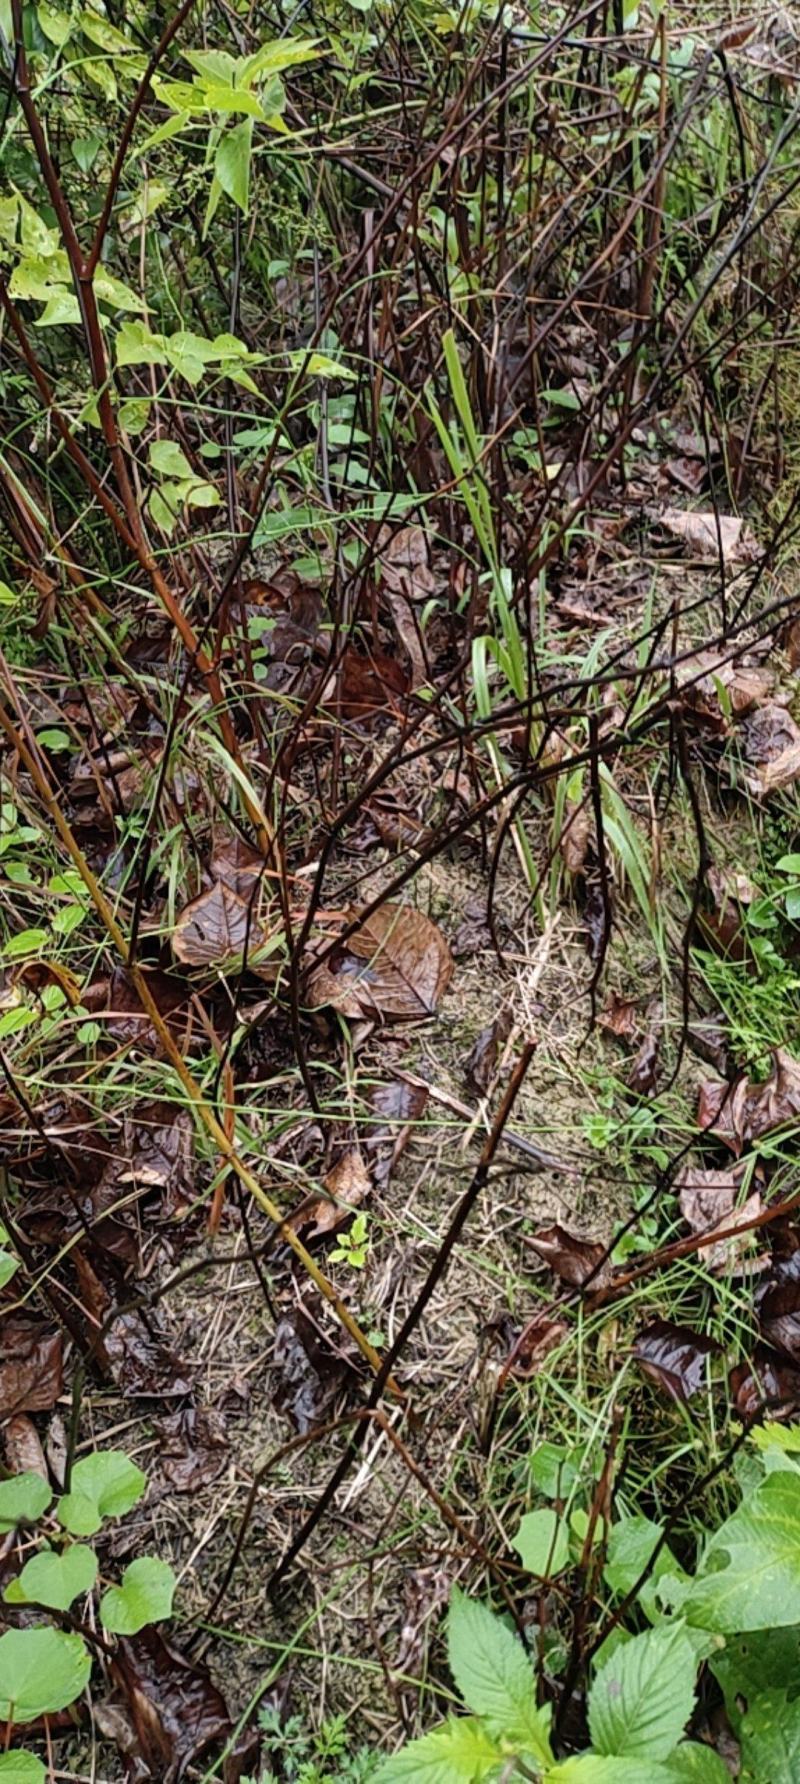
{"left": 57, "top": 1451, "right": 146, "bottom": 1536}
{"left": 100, "top": 1556, "right": 176, "bottom": 1635}
{"left": 4, "top": 1543, "right": 97, "bottom": 1611}
{"left": 0, "top": 1474, "right": 51, "bottom": 1534}
{"left": 0, "top": 1627, "right": 91, "bottom": 1722}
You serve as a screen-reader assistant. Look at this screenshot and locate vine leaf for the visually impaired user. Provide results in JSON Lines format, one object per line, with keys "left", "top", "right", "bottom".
{"left": 57, "top": 1450, "right": 147, "bottom": 1536}
{"left": 0, "top": 1627, "right": 91, "bottom": 1723}
{"left": 4, "top": 1543, "right": 97, "bottom": 1612}
{"left": 100, "top": 1557, "right": 177, "bottom": 1636}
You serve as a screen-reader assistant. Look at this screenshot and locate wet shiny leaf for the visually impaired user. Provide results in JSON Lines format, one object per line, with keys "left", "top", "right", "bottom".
{"left": 634, "top": 1320, "right": 720, "bottom": 1403}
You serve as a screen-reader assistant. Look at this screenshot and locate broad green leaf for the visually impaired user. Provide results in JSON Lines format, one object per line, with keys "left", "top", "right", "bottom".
{"left": 37, "top": 4, "right": 71, "bottom": 43}
{"left": 293, "top": 350, "right": 356, "bottom": 380}
{"left": 83, "top": 53, "right": 118, "bottom": 102}
{"left": 0, "top": 1627, "right": 91, "bottom": 1722}
{"left": 148, "top": 486, "right": 180, "bottom": 533}
{"left": 116, "top": 319, "right": 168, "bottom": 368}
{"left": 1, "top": 928, "right": 48, "bottom": 960}
{"left": 548, "top": 1761, "right": 677, "bottom": 1781}
{"left": 0, "top": 1249, "right": 18, "bottom": 1287}
{"left": 57, "top": 1450, "right": 146, "bottom": 1536}
{"left": 0, "top": 1473, "right": 51, "bottom": 1533}
{"left": 185, "top": 481, "right": 221, "bottom": 509}
{"left": 513, "top": 1509, "right": 570, "bottom": 1579}
{"left": 241, "top": 36, "right": 319, "bottom": 81}
{"left": 735, "top": 1691, "right": 800, "bottom": 1781}
{"left": 447, "top": 1589, "right": 553, "bottom": 1765}
{"left": 100, "top": 1556, "right": 176, "bottom": 1634}
{"left": 201, "top": 82, "right": 264, "bottom": 117}
{"left": 118, "top": 397, "right": 151, "bottom": 433}
{"left": 686, "top": 1471, "right": 800, "bottom": 1632}
{"left": 149, "top": 438, "right": 194, "bottom": 480}
{"left": 530, "top": 1441, "right": 585, "bottom": 1499}
{"left": 215, "top": 119, "right": 253, "bottom": 213}
{"left": 71, "top": 133, "right": 102, "bottom": 171}
{"left": 374, "top": 1716, "right": 501, "bottom": 1781}
{"left": 588, "top": 1624, "right": 696, "bottom": 1760}
{"left": 4, "top": 1543, "right": 97, "bottom": 1611}
{"left": 93, "top": 268, "right": 144, "bottom": 313}
{"left": 667, "top": 1745, "right": 733, "bottom": 1781}
{"left": 0, "top": 1754, "right": 47, "bottom": 1781}
{"left": 183, "top": 47, "right": 239, "bottom": 81}
{"left": 710, "top": 1623, "right": 800, "bottom": 1711}
{"left": 604, "top": 1516, "right": 685, "bottom": 1622}
{"left": 35, "top": 290, "right": 81, "bottom": 327}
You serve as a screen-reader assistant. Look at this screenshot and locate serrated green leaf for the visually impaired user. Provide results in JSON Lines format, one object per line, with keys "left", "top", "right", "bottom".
{"left": 0, "top": 1473, "right": 51, "bottom": 1534}
{"left": 215, "top": 119, "right": 253, "bottom": 213}
{"left": 513, "top": 1509, "right": 569, "bottom": 1579}
{"left": 447, "top": 1589, "right": 553, "bottom": 1765}
{"left": 0, "top": 1627, "right": 91, "bottom": 1722}
{"left": 686, "top": 1471, "right": 800, "bottom": 1632}
{"left": 374, "top": 1716, "right": 501, "bottom": 1781}
{"left": 588, "top": 1624, "right": 696, "bottom": 1760}
{"left": 100, "top": 1556, "right": 176, "bottom": 1635}
{"left": 57, "top": 1450, "right": 146, "bottom": 1536}
{"left": 667, "top": 1745, "right": 732, "bottom": 1781}
{"left": 547, "top": 1759, "right": 677, "bottom": 1781}
{"left": 0, "top": 1752, "right": 47, "bottom": 1781}
{"left": 4, "top": 1543, "right": 97, "bottom": 1611}
{"left": 604, "top": 1516, "right": 685, "bottom": 1622}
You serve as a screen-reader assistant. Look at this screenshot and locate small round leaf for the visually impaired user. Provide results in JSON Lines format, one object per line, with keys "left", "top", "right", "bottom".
{"left": 0, "top": 1474, "right": 51, "bottom": 1535}
{"left": 0, "top": 1627, "right": 91, "bottom": 1722}
{"left": 57, "top": 1451, "right": 146, "bottom": 1536}
{"left": 4, "top": 1543, "right": 97, "bottom": 1611}
{"left": 0, "top": 1754, "right": 47, "bottom": 1781}
{"left": 512, "top": 1508, "right": 570, "bottom": 1579}
{"left": 100, "top": 1557, "right": 176, "bottom": 1635}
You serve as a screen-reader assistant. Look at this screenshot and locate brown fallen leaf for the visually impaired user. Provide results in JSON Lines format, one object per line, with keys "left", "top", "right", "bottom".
{"left": 677, "top": 1162, "right": 763, "bottom": 1272}
{"left": 106, "top": 966, "right": 190, "bottom": 1053}
{"left": 272, "top": 1305, "right": 352, "bottom": 1433}
{"left": 109, "top": 1627, "right": 230, "bottom": 1780}
{"left": 599, "top": 992, "right": 642, "bottom": 1041}
{"left": 756, "top": 1252, "right": 800, "bottom": 1362}
{"left": 560, "top": 800, "right": 592, "bottom": 876}
{"left": 327, "top": 646, "right": 410, "bottom": 721}
{"left": 504, "top": 1314, "right": 570, "bottom": 1381}
{"left": 3, "top": 1413, "right": 49, "bottom": 1481}
{"left": 172, "top": 879, "right": 269, "bottom": 967}
{"left": 383, "top": 585, "right": 428, "bottom": 689}
{"left": 307, "top": 903, "right": 453, "bottom": 1022}
{"left": 697, "top": 864, "right": 762, "bottom": 957}
{"left": 156, "top": 1406, "right": 228, "bottom": 1492}
{"left": 209, "top": 833, "right": 265, "bottom": 897}
{"left": 730, "top": 1345, "right": 800, "bottom": 1419}
{"left": 379, "top": 524, "right": 435, "bottom": 601}
{"left": 290, "top": 1148, "right": 371, "bottom": 1240}
{"left": 741, "top": 703, "right": 800, "bottom": 796}
{"left": 660, "top": 509, "right": 758, "bottom": 564}
{"left": 366, "top": 1077, "right": 430, "bottom": 1187}
{"left": 527, "top": 1224, "right": 613, "bottom": 1289}
{"left": 464, "top": 1008, "right": 512, "bottom": 1095}
{"left": 628, "top": 1031, "right": 659, "bottom": 1095}
{"left": 697, "top": 1049, "right": 800, "bottom": 1153}
{"left": 0, "top": 1319, "right": 63, "bottom": 1417}
{"left": 633, "top": 1319, "right": 720, "bottom": 1403}
{"left": 676, "top": 649, "right": 774, "bottom": 732}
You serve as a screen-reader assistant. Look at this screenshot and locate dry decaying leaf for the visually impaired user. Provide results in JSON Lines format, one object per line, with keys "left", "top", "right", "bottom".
{"left": 599, "top": 992, "right": 642, "bottom": 1040}
{"left": 730, "top": 1344, "right": 800, "bottom": 1419}
{"left": 379, "top": 524, "right": 435, "bottom": 601}
{"left": 366, "top": 1077, "right": 430, "bottom": 1187}
{"left": 290, "top": 1147, "right": 372, "bottom": 1240}
{"left": 3, "top": 1413, "right": 49, "bottom": 1481}
{"left": 675, "top": 648, "right": 773, "bottom": 731}
{"left": 504, "top": 1314, "right": 570, "bottom": 1381}
{"left": 697, "top": 1049, "right": 800, "bottom": 1153}
{"left": 307, "top": 903, "right": 453, "bottom": 1022}
{"left": 634, "top": 1319, "right": 720, "bottom": 1403}
{"left": 659, "top": 508, "right": 758, "bottom": 564}
{"left": 272, "top": 1305, "right": 353, "bottom": 1433}
{"left": 756, "top": 1251, "right": 800, "bottom": 1363}
{"left": 527, "top": 1224, "right": 613, "bottom": 1289}
{"left": 156, "top": 1406, "right": 229, "bottom": 1492}
{"left": 697, "top": 864, "right": 762, "bottom": 957}
{"left": 108, "top": 1627, "right": 231, "bottom": 1780}
{"left": 172, "top": 878, "right": 268, "bottom": 967}
{"left": 0, "top": 1318, "right": 63, "bottom": 1416}
{"left": 677, "top": 1162, "right": 763, "bottom": 1273}
{"left": 628, "top": 1030, "right": 660, "bottom": 1095}
{"left": 464, "top": 1007, "right": 512, "bottom": 1095}
{"left": 741, "top": 702, "right": 800, "bottom": 796}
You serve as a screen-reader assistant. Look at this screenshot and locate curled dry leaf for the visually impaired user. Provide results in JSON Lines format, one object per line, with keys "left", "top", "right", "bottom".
{"left": 307, "top": 903, "right": 453, "bottom": 1022}
{"left": 291, "top": 1148, "right": 371, "bottom": 1240}
{"left": 527, "top": 1224, "right": 613, "bottom": 1290}
{"left": 560, "top": 800, "right": 592, "bottom": 876}
{"left": 741, "top": 703, "right": 800, "bottom": 797}
{"left": 366, "top": 1077, "right": 430, "bottom": 1188}
{"left": 327, "top": 646, "right": 410, "bottom": 721}
{"left": 3, "top": 1414, "right": 49, "bottom": 1482}
{"left": 698, "top": 1049, "right": 800, "bottom": 1153}
{"left": 172, "top": 879, "right": 268, "bottom": 967}
{"left": 730, "top": 1345, "right": 800, "bottom": 1420}
{"left": 676, "top": 649, "right": 774, "bottom": 731}
{"left": 379, "top": 524, "right": 435, "bottom": 602}
{"left": 504, "top": 1315, "right": 569, "bottom": 1382}
{"left": 109, "top": 1627, "right": 230, "bottom": 1780}
{"left": 697, "top": 864, "right": 762, "bottom": 957}
{"left": 599, "top": 992, "right": 642, "bottom": 1041}
{"left": 756, "top": 1252, "right": 800, "bottom": 1363}
{"left": 156, "top": 1406, "right": 228, "bottom": 1492}
{"left": 659, "top": 508, "right": 758, "bottom": 564}
{"left": 634, "top": 1319, "right": 720, "bottom": 1403}
{"left": 464, "top": 1008, "right": 512, "bottom": 1095}
{"left": 628, "top": 1030, "right": 659, "bottom": 1095}
{"left": 272, "top": 1305, "right": 353, "bottom": 1434}
{"left": 0, "top": 1319, "right": 63, "bottom": 1417}
{"left": 677, "top": 1162, "right": 763, "bottom": 1273}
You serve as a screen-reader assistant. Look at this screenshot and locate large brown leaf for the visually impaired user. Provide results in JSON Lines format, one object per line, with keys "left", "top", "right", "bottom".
{"left": 634, "top": 1319, "right": 720, "bottom": 1403}
{"left": 172, "top": 880, "right": 268, "bottom": 967}
{"left": 741, "top": 703, "right": 800, "bottom": 796}
{"left": 756, "top": 1252, "right": 800, "bottom": 1362}
{"left": 659, "top": 509, "right": 758, "bottom": 564}
{"left": 109, "top": 1627, "right": 230, "bottom": 1779}
{"left": 677, "top": 1161, "right": 763, "bottom": 1273}
{"left": 307, "top": 903, "right": 452, "bottom": 1021}
{"left": 379, "top": 524, "right": 435, "bottom": 601}
{"left": 292, "top": 1148, "right": 371, "bottom": 1240}
{"left": 730, "top": 1345, "right": 800, "bottom": 1419}
{"left": 0, "top": 1318, "right": 63, "bottom": 1416}
{"left": 697, "top": 1050, "right": 800, "bottom": 1153}
{"left": 527, "top": 1224, "right": 613, "bottom": 1290}
{"left": 156, "top": 1406, "right": 228, "bottom": 1492}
